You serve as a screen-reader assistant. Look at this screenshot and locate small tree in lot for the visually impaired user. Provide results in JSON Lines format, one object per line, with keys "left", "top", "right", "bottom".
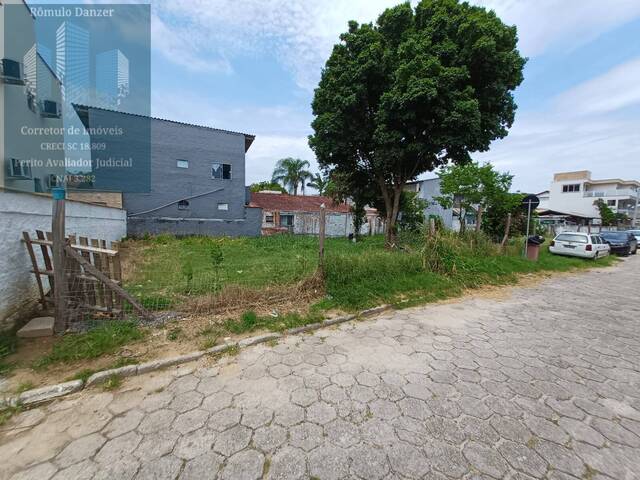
{"left": 595, "top": 199, "right": 617, "bottom": 226}
{"left": 436, "top": 162, "right": 513, "bottom": 234}
{"left": 310, "top": 0, "right": 526, "bottom": 247}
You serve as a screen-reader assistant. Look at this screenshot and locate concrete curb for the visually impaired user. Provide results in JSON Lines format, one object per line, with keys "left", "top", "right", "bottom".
{"left": 0, "top": 310, "right": 387, "bottom": 408}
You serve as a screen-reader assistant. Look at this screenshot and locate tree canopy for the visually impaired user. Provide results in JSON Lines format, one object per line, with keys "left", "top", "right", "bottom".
{"left": 250, "top": 181, "right": 287, "bottom": 193}
{"left": 271, "top": 157, "right": 313, "bottom": 195}
{"left": 306, "top": 173, "right": 330, "bottom": 196}
{"left": 437, "top": 161, "right": 514, "bottom": 233}
{"left": 309, "top": 0, "right": 526, "bottom": 245}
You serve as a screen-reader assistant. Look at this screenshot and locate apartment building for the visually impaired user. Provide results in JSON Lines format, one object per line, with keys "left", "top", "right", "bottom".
{"left": 545, "top": 171, "right": 639, "bottom": 223}
{"left": 1, "top": 0, "right": 66, "bottom": 194}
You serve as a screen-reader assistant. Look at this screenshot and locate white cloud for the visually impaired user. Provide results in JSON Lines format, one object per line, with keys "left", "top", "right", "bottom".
{"left": 477, "top": 0, "right": 640, "bottom": 57}
{"left": 150, "top": 0, "right": 640, "bottom": 91}
{"left": 554, "top": 57, "right": 640, "bottom": 116}
{"left": 473, "top": 111, "right": 640, "bottom": 194}
{"left": 246, "top": 135, "right": 317, "bottom": 184}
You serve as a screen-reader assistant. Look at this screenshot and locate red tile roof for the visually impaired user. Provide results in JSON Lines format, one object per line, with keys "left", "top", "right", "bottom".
{"left": 249, "top": 192, "right": 352, "bottom": 213}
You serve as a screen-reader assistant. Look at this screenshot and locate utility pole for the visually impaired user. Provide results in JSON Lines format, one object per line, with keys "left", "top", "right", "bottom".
{"left": 633, "top": 186, "right": 639, "bottom": 227}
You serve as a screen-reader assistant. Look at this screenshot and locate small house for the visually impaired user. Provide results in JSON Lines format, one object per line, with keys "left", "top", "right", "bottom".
{"left": 249, "top": 191, "right": 384, "bottom": 237}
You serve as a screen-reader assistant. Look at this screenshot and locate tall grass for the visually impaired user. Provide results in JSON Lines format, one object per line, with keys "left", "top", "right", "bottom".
{"left": 33, "top": 321, "right": 145, "bottom": 369}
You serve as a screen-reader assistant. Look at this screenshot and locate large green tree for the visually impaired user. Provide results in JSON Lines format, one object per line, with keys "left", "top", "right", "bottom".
{"left": 271, "top": 157, "right": 313, "bottom": 195}
{"left": 309, "top": 0, "right": 525, "bottom": 245}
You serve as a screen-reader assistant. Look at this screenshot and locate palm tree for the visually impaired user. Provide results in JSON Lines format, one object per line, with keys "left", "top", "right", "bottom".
{"left": 271, "top": 157, "right": 312, "bottom": 195}
{"left": 307, "top": 173, "right": 329, "bottom": 196}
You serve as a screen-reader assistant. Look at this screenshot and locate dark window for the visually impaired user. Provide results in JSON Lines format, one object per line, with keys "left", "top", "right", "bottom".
{"left": 280, "top": 214, "right": 294, "bottom": 227}
{"left": 212, "top": 163, "right": 232, "bottom": 180}
{"left": 1, "top": 59, "right": 21, "bottom": 79}
{"left": 9, "top": 158, "right": 31, "bottom": 178}
{"left": 607, "top": 199, "right": 616, "bottom": 206}
{"left": 562, "top": 184, "right": 580, "bottom": 193}
{"left": 265, "top": 215, "right": 274, "bottom": 223}
{"left": 555, "top": 233, "right": 588, "bottom": 243}
{"left": 178, "top": 200, "right": 189, "bottom": 210}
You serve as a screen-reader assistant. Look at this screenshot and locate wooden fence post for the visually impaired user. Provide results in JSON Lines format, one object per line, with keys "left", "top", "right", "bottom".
{"left": 318, "top": 204, "right": 326, "bottom": 274}
{"left": 51, "top": 187, "right": 67, "bottom": 333}
{"left": 429, "top": 217, "right": 436, "bottom": 237}
{"left": 500, "top": 213, "right": 512, "bottom": 251}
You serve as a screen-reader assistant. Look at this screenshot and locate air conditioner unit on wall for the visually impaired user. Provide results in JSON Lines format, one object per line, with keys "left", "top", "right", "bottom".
{"left": 40, "top": 100, "right": 61, "bottom": 118}
{"left": 0, "top": 59, "right": 24, "bottom": 85}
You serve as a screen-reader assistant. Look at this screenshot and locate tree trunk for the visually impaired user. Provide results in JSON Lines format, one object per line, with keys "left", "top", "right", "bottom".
{"left": 384, "top": 185, "right": 402, "bottom": 248}
{"left": 475, "top": 205, "right": 483, "bottom": 233}
{"left": 459, "top": 207, "right": 466, "bottom": 234}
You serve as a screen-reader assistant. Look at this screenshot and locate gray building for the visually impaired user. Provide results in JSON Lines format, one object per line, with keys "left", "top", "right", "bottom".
{"left": 405, "top": 178, "right": 476, "bottom": 231}
{"left": 74, "top": 105, "right": 262, "bottom": 237}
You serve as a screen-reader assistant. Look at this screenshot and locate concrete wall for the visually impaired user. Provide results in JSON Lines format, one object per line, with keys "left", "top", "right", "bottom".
{"left": 0, "top": 189, "right": 127, "bottom": 330}
{"left": 127, "top": 207, "right": 262, "bottom": 238}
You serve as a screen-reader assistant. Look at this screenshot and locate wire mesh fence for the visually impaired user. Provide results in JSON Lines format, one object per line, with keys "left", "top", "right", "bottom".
{"left": 24, "top": 232, "right": 327, "bottom": 331}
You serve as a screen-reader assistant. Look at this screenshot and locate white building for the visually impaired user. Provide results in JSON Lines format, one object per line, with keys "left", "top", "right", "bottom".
{"left": 544, "top": 171, "right": 639, "bottom": 224}
{"left": 1, "top": 0, "right": 65, "bottom": 194}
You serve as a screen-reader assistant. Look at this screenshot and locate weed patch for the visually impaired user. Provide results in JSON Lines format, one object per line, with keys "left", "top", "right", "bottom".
{"left": 102, "top": 374, "right": 122, "bottom": 391}
{"left": 32, "top": 321, "right": 145, "bottom": 370}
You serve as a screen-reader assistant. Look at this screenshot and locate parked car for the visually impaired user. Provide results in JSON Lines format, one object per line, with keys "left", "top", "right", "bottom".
{"left": 627, "top": 230, "right": 640, "bottom": 244}
{"left": 549, "top": 232, "right": 610, "bottom": 259}
{"left": 600, "top": 231, "right": 638, "bottom": 256}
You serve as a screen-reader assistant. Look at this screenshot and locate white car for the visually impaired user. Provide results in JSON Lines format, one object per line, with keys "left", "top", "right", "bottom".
{"left": 549, "top": 232, "right": 610, "bottom": 259}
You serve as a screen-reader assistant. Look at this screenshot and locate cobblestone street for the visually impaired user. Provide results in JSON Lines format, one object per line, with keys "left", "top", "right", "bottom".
{"left": 2, "top": 258, "right": 639, "bottom": 480}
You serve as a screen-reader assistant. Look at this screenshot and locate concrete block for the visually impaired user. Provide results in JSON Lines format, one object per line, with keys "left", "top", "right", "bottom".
{"left": 360, "top": 305, "right": 392, "bottom": 317}
{"left": 322, "top": 315, "right": 356, "bottom": 327}
{"left": 285, "top": 323, "right": 323, "bottom": 335}
{"left": 18, "top": 380, "right": 83, "bottom": 406}
{"left": 86, "top": 365, "right": 137, "bottom": 387}
{"left": 238, "top": 333, "right": 281, "bottom": 348}
{"left": 17, "top": 317, "right": 54, "bottom": 338}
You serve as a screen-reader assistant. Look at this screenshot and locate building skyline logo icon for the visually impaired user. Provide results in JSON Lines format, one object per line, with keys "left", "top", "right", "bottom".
{"left": 96, "top": 49, "right": 129, "bottom": 108}
{"left": 55, "top": 21, "right": 90, "bottom": 106}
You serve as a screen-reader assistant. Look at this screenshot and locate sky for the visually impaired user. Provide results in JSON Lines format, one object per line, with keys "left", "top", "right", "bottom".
{"left": 33, "top": 0, "right": 640, "bottom": 193}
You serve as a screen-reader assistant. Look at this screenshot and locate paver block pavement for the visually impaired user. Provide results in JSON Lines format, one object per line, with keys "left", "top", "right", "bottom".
{"left": 2, "top": 257, "right": 640, "bottom": 479}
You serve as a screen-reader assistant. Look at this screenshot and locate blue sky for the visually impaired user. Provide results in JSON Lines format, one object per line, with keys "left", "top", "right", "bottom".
{"left": 34, "top": 0, "right": 640, "bottom": 193}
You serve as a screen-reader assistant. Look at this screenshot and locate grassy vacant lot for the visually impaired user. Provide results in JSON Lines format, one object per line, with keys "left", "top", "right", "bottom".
{"left": 0, "top": 232, "right": 617, "bottom": 391}
{"left": 122, "top": 233, "right": 616, "bottom": 312}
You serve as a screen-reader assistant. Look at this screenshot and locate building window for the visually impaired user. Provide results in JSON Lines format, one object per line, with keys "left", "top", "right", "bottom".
{"left": 178, "top": 200, "right": 189, "bottom": 210}
{"left": 607, "top": 199, "right": 616, "bottom": 206}
{"left": 212, "top": 163, "right": 232, "bottom": 180}
{"left": 217, "top": 203, "right": 229, "bottom": 211}
{"left": 176, "top": 159, "right": 189, "bottom": 169}
{"left": 265, "top": 214, "right": 274, "bottom": 224}
{"left": 562, "top": 184, "right": 580, "bottom": 193}
{"left": 280, "top": 214, "right": 294, "bottom": 227}
{"left": 8, "top": 158, "right": 32, "bottom": 178}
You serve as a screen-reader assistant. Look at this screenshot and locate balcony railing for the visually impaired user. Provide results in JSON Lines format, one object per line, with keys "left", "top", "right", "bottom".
{"left": 584, "top": 189, "right": 638, "bottom": 198}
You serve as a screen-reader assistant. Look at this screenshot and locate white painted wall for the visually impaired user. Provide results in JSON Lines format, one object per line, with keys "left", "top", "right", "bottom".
{"left": 0, "top": 189, "right": 127, "bottom": 329}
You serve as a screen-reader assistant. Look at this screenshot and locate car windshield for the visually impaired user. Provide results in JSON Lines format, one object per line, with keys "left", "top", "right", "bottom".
{"left": 555, "top": 234, "right": 588, "bottom": 243}
{"left": 601, "top": 232, "right": 628, "bottom": 241}
{"left": 628, "top": 230, "right": 640, "bottom": 235}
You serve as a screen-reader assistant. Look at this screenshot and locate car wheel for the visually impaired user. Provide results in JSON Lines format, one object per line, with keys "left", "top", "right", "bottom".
{"left": 594, "top": 252, "right": 599, "bottom": 260}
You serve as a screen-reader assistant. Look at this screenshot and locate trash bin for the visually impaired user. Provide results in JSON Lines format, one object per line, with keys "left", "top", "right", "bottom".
{"left": 526, "top": 235, "right": 545, "bottom": 261}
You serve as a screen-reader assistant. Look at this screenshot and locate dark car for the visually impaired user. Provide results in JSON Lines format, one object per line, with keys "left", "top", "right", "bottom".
{"left": 600, "top": 231, "right": 638, "bottom": 256}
